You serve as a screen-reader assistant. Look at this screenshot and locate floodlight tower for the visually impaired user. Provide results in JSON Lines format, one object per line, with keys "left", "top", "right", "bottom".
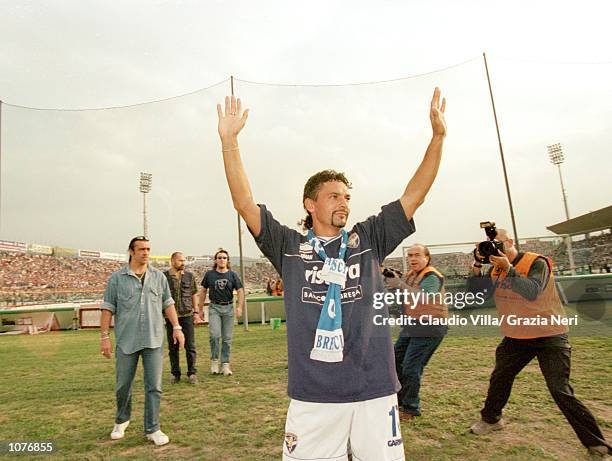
{"left": 546, "top": 143, "right": 575, "bottom": 274}
{"left": 547, "top": 143, "right": 570, "bottom": 220}
{"left": 139, "top": 172, "right": 152, "bottom": 238}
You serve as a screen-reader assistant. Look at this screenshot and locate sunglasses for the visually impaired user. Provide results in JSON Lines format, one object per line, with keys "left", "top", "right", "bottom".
{"left": 129, "top": 236, "right": 150, "bottom": 248}
{"left": 216, "top": 256, "right": 228, "bottom": 260}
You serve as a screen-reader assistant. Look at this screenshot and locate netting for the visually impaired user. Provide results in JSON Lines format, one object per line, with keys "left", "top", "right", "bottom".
{"left": 2, "top": 56, "right": 612, "bottom": 260}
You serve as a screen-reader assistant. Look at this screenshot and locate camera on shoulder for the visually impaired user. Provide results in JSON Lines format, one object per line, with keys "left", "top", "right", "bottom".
{"left": 474, "top": 221, "right": 504, "bottom": 264}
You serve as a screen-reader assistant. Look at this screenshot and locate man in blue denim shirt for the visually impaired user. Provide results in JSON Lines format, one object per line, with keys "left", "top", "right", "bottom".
{"left": 100, "top": 236, "right": 185, "bottom": 446}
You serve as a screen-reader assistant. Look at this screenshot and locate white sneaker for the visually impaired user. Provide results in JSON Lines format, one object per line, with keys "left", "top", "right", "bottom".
{"left": 146, "top": 430, "right": 169, "bottom": 446}
{"left": 110, "top": 420, "right": 130, "bottom": 440}
{"left": 211, "top": 359, "right": 220, "bottom": 374}
{"left": 222, "top": 363, "right": 233, "bottom": 376}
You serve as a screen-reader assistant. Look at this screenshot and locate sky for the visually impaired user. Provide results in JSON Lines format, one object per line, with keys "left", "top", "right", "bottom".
{"left": 1, "top": 0, "right": 611, "bottom": 258}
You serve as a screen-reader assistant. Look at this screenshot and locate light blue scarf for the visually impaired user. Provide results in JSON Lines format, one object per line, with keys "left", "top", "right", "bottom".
{"left": 307, "top": 229, "right": 348, "bottom": 362}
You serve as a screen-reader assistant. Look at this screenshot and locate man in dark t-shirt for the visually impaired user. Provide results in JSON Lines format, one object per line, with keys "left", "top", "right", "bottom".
{"left": 215, "top": 89, "right": 447, "bottom": 461}
{"left": 199, "top": 250, "right": 244, "bottom": 376}
{"left": 198, "top": 249, "right": 244, "bottom": 376}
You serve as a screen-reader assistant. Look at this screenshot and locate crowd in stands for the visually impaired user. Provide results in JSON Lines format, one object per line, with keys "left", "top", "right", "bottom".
{"left": 382, "top": 232, "right": 612, "bottom": 279}
{"left": 2, "top": 232, "right": 610, "bottom": 306}
{"left": 562, "top": 233, "right": 612, "bottom": 272}
{"left": 1, "top": 252, "right": 122, "bottom": 289}
{"left": 384, "top": 253, "right": 472, "bottom": 283}
{"left": 0, "top": 251, "right": 281, "bottom": 306}
{"left": 518, "top": 234, "right": 612, "bottom": 274}
{"left": 1, "top": 252, "right": 122, "bottom": 305}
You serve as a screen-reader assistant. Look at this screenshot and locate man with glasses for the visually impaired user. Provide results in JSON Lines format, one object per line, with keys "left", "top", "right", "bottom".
{"left": 100, "top": 236, "right": 185, "bottom": 446}
{"left": 467, "top": 228, "right": 611, "bottom": 457}
{"left": 386, "top": 244, "right": 447, "bottom": 422}
{"left": 198, "top": 249, "right": 244, "bottom": 376}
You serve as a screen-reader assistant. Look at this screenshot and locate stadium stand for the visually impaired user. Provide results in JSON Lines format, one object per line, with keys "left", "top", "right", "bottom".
{"left": 0, "top": 250, "right": 278, "bottom": 306}
{"left": 2, "top": 214, "right": 610, "bottom": 306}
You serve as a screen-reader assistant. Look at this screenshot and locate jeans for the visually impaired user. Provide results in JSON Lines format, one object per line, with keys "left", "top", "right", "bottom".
{"left": 115, "top": 346, "right": 163, "bottom": 434}
{"left": 481, "top": 335, "right": 611, "bottom": 450}
{"left": 394, "top": 335, "right": 444, "bottom": 415}
{"left": 165, "top": 315, "right": 197, "bottom": 377}
{"left": 209, "top": 303, "right": 234, "bottom": 364}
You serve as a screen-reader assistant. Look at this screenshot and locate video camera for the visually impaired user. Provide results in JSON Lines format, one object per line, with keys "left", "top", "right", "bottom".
{"left": 474, "top": 221, "right": 504, "bottom": 264}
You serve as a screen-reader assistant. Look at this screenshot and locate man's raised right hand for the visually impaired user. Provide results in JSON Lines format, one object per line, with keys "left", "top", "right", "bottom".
{"left": 217, "top": 95, "right": 249, "bottom": 142}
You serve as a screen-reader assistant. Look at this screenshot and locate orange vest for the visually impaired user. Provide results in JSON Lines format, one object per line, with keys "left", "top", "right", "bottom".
{"left": 403, "top": 266, "right": 448, "bottom": 318}
{"left": 274, "top": 280, "right": 284, "bottom": 297}
{"left": 492, "top": 252, "right": 568, "bottom": 339}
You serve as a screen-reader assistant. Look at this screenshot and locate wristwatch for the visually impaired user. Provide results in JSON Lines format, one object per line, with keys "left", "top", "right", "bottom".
{"left": 173, "top": 325, "right": 183, "bottom": 331}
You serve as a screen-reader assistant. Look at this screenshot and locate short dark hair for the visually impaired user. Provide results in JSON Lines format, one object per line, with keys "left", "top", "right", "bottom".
{"left": 300, "top": 170, "right": 351, "bottom": 231}
{"left": 127, "top": 236, "right": 149, "bottom": 262}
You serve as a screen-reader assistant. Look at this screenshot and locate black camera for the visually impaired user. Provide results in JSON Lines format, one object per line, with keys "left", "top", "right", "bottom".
{"left": 382, "top": 267, "right": 402, "bottom": 278}
{"left": 474, "top": 221, "right": 504, "bottom": 264}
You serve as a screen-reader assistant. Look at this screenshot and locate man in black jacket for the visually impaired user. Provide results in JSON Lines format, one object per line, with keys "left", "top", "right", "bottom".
{"left": 164, "top": 252, "right": 199, "bottom": 384}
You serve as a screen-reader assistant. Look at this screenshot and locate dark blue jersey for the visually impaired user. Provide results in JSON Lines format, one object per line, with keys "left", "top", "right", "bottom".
{"left": 252, "top": 199, "right": 415, "bottom": 403}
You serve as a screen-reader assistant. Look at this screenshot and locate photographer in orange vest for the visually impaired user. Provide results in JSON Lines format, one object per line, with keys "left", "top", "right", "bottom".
{"left": 386, "top": 244, "right": 447, "bottom": 421}
{"left": 467, "top": 228, "right": 610, "bottom": 457}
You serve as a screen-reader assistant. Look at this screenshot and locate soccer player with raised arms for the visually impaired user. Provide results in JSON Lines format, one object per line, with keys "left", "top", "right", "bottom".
{"left": 216, "top": 89, "right": 446, "bottom": 461}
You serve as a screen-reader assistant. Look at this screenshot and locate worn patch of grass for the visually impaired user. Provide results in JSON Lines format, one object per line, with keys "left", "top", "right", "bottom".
{"left": 0, "top": 325, "right": 609, "bottom": 460}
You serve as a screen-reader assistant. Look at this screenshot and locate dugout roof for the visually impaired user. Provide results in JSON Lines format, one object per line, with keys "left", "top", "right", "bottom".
{"left": 547, "top": 205, "right": 612, "bottom": 236}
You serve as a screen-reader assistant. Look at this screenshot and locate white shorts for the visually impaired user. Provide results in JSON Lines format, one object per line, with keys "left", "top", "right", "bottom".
{"left": 282, "top": 394, "right": 405, "bottom": 461}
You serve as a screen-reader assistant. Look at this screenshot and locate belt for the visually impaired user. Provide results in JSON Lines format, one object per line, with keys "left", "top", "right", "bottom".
{"left": 212, "top": 301, "right": 233, "bottom": 305}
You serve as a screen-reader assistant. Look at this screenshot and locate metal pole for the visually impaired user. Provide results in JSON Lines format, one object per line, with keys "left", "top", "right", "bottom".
{"left": 230, "top": 75, "right": 249, "bottom": 330}
{"left": 139, "top": 173, "right": 152, "bottom": 238}
{"left": 557, "top": 164, "right": 570, "bottom": 220}
{"left": 0, "top": 100, "right": 3, "bottom": 233}
{"left": 261, "top": 302, "right": 266, "bottom": 325}
{"left": 557, "top": 164, "right": 575, "bottom": 274}
{"left": 237, "top": 212, "right": 248, "bottom": 329}
{"left": 142, "top": 193, "right": 147, "bottom": 238}
{"left": 546, "top": 144, "right": 575, "bottom": 274}
{"left": 483, "top": 52, "right": 520, "bottom": 250}
{"left": 564, "top": 234, "right": 576, "bottom": 275}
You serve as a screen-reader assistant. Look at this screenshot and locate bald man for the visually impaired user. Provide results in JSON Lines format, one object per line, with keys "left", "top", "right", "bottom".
{"left": 163, "top": 252, "right": 199, "bottom": 385}
{"left": 387, "top": 244, "right": 447, "bottom": 421}
{"left": 467, "top": 228, "right": 611, "bottom": 457}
